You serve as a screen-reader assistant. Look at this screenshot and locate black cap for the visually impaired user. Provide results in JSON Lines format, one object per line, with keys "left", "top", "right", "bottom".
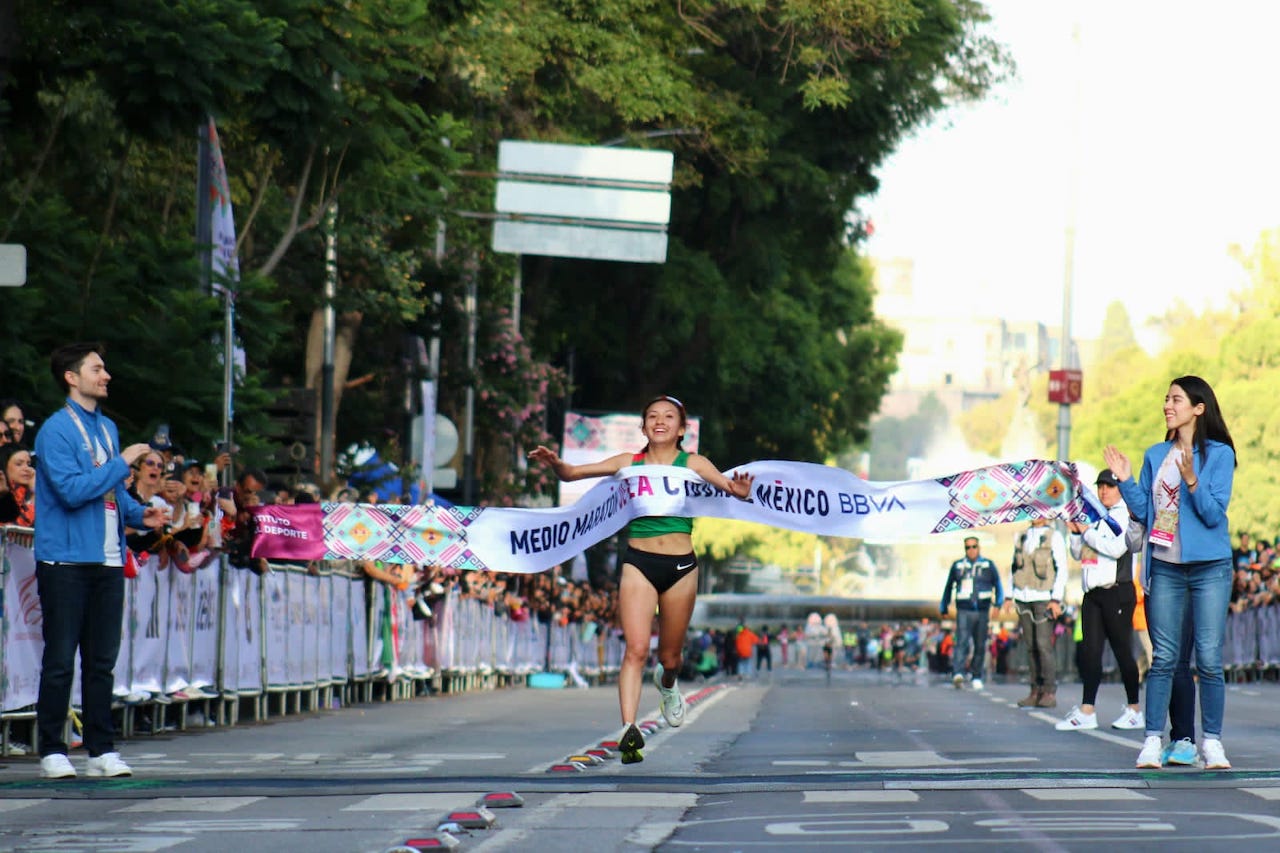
{"left": 1095, "top": 469, "right": 1121, "bottom": 488}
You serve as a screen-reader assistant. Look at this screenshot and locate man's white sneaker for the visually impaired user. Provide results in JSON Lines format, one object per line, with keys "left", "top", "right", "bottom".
{"left": 652, "top": 663, "right": 687, "bottom": 727}
{"left": 1136, "top": 735, "right": 1163, "bottom": 769}
{"left": 85, "top": 752, "right": 132, "bottom": 778}
{"left": 1202, "top": 738, "right": 1231, "bottom": 770}
{"left": 970, "top": 678, "right": 984, "bottom": 691}
{"left": 1055, "top": 706, "right": 1098, "bottom": 731}
{"left": 40, "top": 754, "right": 76, "bottom": 779}
{"left": 1110, "top": 706, "right": 1144, "bottom": 730}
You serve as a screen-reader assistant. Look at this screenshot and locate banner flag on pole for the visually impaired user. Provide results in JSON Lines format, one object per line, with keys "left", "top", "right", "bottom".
{"left": 251, "top": 458, "right": 1116, "bottom": 571}
{"left": 207, "top": 118, "right": 240, "bottom": 296}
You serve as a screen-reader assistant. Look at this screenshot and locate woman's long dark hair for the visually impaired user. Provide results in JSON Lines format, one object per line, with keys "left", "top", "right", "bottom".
{"left": 1166, "top": 375, "right": 1237, "bottom": 468}
{"left": 639, "top": 395, "right": 687, "bottom": 454}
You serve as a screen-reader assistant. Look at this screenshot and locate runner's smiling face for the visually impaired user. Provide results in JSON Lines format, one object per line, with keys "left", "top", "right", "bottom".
{"left": 642, "top": 400, "right": 684, "bottom": 448}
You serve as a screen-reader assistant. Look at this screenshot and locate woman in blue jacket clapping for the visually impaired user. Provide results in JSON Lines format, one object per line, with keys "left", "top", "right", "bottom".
{"left": 1104, "top": 375, "right": 1236, "bottom": 770}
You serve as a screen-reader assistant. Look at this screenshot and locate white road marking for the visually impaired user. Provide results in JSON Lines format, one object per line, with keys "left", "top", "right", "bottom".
{"left": 343, "top": 793, "right": 484, "bottom": 811}
{"left": 0, "top": 799, "right": 47, "bottom": 812}
{"left": 840, "top": 750, "right": 1037, "bottom": 767}
{"left": 546, "top": 793, "right": 698, "bottom": 808}
{"left": 977, "top": 816, "right": 1174, "bottom": 832}
{"left": 1028, "top": 711, "right": 1147, "bottom": 748}
{"left": 627, "top": 820, "right": 682, "bottom": 846}
{"left": 137, "top": 819, "right": 302, "bottom": 832}
{"left": 803, "top": 790, "right": 919, "bottom": 803}
{"left": 116, "top": 797, "right": 265, "bottom": 813}
{"left": 1022, "top": 788, "right": 1154, "bottom": 801}
{"left": 765, "top": 818, "right": 949, "bottom": 836}
{"left": 1243, "top": 788, "right": 1280, "bottom": 800}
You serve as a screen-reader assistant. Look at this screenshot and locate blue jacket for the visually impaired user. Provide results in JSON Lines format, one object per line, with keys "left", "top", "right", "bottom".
{"left": 1118, "top": 438, "right": 1234, "bottom": 579}
{"left": 940, "top": 556, "right": 1004, "bottom": 613}
{"left": 34, "top": 398, "right": 147, "bottom": 564}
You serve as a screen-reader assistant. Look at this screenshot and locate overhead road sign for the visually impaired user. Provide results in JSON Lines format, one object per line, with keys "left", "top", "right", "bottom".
{"left": 490, "top": 140, "right": 674, "bottom": 264}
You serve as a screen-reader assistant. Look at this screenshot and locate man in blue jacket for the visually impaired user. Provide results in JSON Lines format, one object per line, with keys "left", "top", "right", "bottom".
{"left": 33, "top": 343, "right": 164, "bottom": 779}
{"left": 940, "top": 536, "right": 1004, "bottom": 691}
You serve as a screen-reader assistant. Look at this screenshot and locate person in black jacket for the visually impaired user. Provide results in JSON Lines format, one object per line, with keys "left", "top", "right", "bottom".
{"left": 940, "top": 536, "right": 1004, "bottom": 691}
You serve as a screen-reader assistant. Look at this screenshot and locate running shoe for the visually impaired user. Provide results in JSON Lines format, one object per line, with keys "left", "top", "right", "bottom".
{"left": 1201, "top": 738, "right": 1230, "bottom": 770}
{"left": 952, "top": 673, "right": 964, "bottom": 689}
{"left": 970, "top": 678, "right": 984, "bottom": 691}
{"left": 653, "top": 664, "right": 687, "bottom": 727}
{"left": 1164, "top": 738, "right": 1197, "bottom": 766}
{"left": 85, "top": 752, "right": 132, "bottom": 778}
{"left": 1110, "top": 707, "right": 1145, "bottom": 730}
{"left": 1135, "top": 735, "right": 1163, "bottom": 769}
{"left": 1055, "top": 706, "right": 1098, "bottom": 731}
{"left": 619, "top": 723, "right": 645, "bottom": 765}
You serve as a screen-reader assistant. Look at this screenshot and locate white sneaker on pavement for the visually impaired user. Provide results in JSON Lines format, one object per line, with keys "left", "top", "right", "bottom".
{"left": 970, "top": 678, "right": 984, "bottom": 691}
{"left": 1136, "top": 735, "right": 1163, "bottom": 769}
{"left": 1110, "top": 706, "right": 1144, "bottom": 730}
{"left": 85, "top": 752, "right": 133, "bottom": 778}
{"left": 1202, "top": 738, "right": 1231, "bottom": 770}
{"left": 1055, "top": 706, "right": 1098, "bottom": 731}
{"left": 40, "top": 754, "right": 76, "bottom": 779}
{"left": 652, "top": 663, "right": 687, "bottom": 727}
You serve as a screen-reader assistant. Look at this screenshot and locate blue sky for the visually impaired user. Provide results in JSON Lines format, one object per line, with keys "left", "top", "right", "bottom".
{"left": 863, "top": 0, "right": 1280, "bottom": 342}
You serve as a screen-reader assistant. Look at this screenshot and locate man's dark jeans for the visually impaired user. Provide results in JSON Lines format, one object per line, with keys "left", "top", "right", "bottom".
{"left": 36, "top": 562, "right": 124, "bottom": 758}
{"left": 953, "top": 607, "right": 991, "bottom": 681}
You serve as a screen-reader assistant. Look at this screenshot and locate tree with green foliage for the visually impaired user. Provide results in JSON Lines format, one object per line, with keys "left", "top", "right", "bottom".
{"left": 1, "top": 0, "right": 1011, "bottom": 506}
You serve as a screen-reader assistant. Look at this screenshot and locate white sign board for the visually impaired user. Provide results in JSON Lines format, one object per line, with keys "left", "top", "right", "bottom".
{"left": 0, "top": 244, "right": 27, "bottom": 287}
{"left": 493, "top": 221, "right": 668, "bottom": 264}
{"left": 493, "top": 141, "right": 674, "bottom": 264}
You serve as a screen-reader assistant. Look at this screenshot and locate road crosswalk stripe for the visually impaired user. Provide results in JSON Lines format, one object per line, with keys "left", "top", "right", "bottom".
{"left": 803, "top": 791, "right": 920, "bottom": 803}
{"left": 0, "top": 799, "right": 47, "bottom": 813}
{"left": 1023, "top": 788, "right": 1154, "bottom": 801}
{"left": 1242, "top": 788, "right": 1280, "bottom": 800}
{"left": 343, "top": 793, "right": 484, "bottom": 811}
{"left": 116, "top": 797, "right": 265, "bottom": 813}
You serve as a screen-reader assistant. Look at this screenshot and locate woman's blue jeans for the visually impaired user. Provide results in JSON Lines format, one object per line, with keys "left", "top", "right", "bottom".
{"left": 1143, "top": 556, "right": 1233, "bottom": 740}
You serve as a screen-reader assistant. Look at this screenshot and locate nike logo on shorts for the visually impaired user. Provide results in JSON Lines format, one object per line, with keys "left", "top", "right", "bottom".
{"left": 676, "top": 562, "right": 695, "bottom": 571}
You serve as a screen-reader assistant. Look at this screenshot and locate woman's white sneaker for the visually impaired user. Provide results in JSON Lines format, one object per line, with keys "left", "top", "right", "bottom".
{"left": 1202, "top": 738, "right": 1231, "bottom": 770}
{"left": 1110, "top": 707, "right": 1145, "bottom": 730}
{"left": 1135, "top": 735, "right": 1163, "bottom": 769}
{"left": 1054, "top": 706, "right": 1098, "bottom": 731}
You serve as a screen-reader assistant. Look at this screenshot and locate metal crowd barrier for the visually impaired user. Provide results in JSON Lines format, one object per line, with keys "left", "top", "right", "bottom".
{"left": 1224, "top": 605, "right": 1280, "bottom": 681}
{"left": 1, "top": 526, "right": 619, "bottom": 755}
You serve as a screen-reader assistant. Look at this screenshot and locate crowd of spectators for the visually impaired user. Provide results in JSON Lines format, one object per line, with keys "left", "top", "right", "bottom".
{"left": 1230, "top": 532, "right": 1280, "bottom": 613}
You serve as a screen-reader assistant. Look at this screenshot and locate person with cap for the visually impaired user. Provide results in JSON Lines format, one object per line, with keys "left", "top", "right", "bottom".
{"left": 1055, "top": 469, "right": 1143, "bottom": 731}
{"left": 1010, "top": 516, "right": 1069, "bottom": 709}
{"left": 940, "top": 535, "right": 1003, "bottom": 691}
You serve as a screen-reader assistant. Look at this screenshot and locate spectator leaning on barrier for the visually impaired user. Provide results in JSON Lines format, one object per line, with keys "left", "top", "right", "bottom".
{"left": 32, "top": 342, "right": 166, "bottom": 780}
{"left": 216, "top": 467, "right": 268, "bottom": 575}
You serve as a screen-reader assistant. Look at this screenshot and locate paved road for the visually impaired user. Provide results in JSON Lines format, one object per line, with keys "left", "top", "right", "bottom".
{"left": 2, "top": 665, "right": 1279, "bottom": 852}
